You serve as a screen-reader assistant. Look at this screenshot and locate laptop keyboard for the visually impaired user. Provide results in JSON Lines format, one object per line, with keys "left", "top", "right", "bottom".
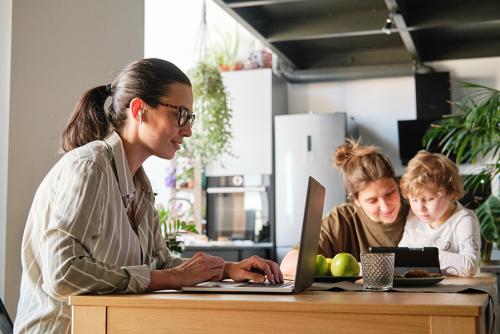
{"left": 237, "top": 281, "right": 294, "bottom": 288}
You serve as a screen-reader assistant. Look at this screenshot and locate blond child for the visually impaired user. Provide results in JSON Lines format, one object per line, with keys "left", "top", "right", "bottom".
{"left": 398, "top": 151, "right": 480, "bottom": 277}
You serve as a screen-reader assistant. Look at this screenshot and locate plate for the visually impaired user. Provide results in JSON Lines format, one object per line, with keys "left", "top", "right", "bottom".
{"left": 314, "top": 276, "right": 361, "bottom": 283}
{"left": 393, "top": 276, "right": 445, "bottom": 287}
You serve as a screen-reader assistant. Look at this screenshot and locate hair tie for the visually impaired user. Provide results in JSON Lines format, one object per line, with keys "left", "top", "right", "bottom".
{"left": 105, "top": 84, "right": 112, "bottom": 95}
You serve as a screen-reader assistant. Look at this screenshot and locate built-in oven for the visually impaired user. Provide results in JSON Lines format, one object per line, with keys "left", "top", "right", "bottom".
{"left": 206, "top": 175, "right": 271, "bottom": 242}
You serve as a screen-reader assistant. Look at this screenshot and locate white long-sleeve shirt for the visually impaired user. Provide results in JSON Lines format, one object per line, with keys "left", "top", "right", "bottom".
{"left": 14, "top": 131, "right": 183, "bottom": 334}
{"left": 398, "top": 203, "right": 481, "bottom": 277}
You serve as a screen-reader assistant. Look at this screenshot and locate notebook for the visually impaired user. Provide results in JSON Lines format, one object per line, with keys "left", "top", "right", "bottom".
{"left": 181, "top": 176, "right": 325, "bottom": 294}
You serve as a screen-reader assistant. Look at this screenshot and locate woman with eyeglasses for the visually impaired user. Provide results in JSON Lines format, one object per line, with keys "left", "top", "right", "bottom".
{"left": 14, "top": 58, "right": 283, "bottom": 334}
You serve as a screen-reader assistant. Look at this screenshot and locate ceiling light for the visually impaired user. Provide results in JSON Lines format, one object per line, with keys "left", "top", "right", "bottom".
{"left": 382, "top": 16, "right": 393, "bottom": 35}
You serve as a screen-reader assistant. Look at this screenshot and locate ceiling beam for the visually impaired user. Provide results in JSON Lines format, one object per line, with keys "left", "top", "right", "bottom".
{"left": 226, "top": 0, "right": 314, "bottom": 9}
{"left": 300, "top": 47, "right": 413, "bottom": 69}
{"left": 407, "top": 2, "right": 500, "bottom": 27}
{"left": 423, "top": 43, "right": 500, "bottom": 62}
{"left": 266, "top": 10, "right": 389, "bottom": 42}
{"left": 212, "top": 0, "right": 297, "bottom": 69}
{"left": 277, "top": 62, "right": 413, "bottom": 83}
{"left": 384, "top": 0, "right": 421, "bottom": 63}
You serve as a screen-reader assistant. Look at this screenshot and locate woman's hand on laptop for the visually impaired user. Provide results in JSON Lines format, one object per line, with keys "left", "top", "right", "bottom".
{"left": 146, "top": 252, "right": 225, "bottom": 291}
{"left": 223, "top": 255, "right": 284, "bottom": 284}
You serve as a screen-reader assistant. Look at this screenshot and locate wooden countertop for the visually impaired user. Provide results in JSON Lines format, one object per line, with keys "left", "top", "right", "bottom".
{"left": 70, "top": 276, "right": 494, "bottom": 334}
{"left": 70, "top": 277, "right": 492, "bottom": 316}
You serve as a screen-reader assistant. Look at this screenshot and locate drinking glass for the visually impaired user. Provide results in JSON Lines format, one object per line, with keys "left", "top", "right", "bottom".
{"left": 361, "top": 253, "right": 395, "bottom": 291}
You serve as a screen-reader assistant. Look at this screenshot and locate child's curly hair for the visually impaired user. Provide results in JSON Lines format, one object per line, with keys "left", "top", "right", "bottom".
{"left": 400, "top": 150, "right": 464, "bottom": 200}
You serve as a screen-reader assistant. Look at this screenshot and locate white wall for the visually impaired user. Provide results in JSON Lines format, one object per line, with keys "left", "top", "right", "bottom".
{"left": 145, "top": 0, "right": 257, "bottom": 72}
{"left": 3, "top": 0, "right": 144, "bottom": 317}
{"left": 0, "top": 0, "right": 12, "bottom": 304}
{"left": 288, "top": 56, "right": 500, "bottom": 176}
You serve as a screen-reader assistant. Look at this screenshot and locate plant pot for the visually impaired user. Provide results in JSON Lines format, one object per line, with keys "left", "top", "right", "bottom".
{"left": 481, "top": 239, "right": 493, "bottom": 264}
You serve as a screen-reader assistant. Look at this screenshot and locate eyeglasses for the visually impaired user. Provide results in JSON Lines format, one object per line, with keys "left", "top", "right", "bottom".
{"left": 158, "top": 102, "right": 196, "bottom": 127}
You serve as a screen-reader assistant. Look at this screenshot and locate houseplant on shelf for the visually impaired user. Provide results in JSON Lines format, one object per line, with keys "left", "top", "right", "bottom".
{"left": 423, "top": 82, "right": 500, "bottom": 262}
{"left": 157, "top": 204, "right": 198, "bottom": 256}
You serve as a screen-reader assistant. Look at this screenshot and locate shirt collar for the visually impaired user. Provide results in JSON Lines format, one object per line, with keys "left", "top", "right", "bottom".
{"left": 104, "top": 131, "right": 136, "bottom": 199}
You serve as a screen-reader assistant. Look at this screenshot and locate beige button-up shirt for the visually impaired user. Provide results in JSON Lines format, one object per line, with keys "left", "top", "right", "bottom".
{"left": 14, "top": 131, "right": 183, "bottom": 334}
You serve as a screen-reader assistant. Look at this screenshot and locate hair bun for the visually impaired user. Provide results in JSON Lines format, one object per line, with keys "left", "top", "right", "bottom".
{"left": 333, "top": 142, "right": 354, "bottom": 168}
{"left": 333, "top": 138, "right": 383, "bottom": 169}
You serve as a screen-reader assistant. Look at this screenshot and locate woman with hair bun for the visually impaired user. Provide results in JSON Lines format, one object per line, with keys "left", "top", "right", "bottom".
{"left": 281, "top": 139, "right": 409, "bottom": 275}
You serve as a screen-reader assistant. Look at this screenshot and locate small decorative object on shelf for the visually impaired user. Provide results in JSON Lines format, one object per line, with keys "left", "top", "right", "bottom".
{"left": 244, "top": 49, "right": 272, "bottom": 70}
{"left": 175, "top": 157, "right": 195, "bottom": 189}
{"left": 423, "top": 82, "right": 499, "bottom": 262}
{"left": 164, "top": 164, "right": 176, "bottom": 189}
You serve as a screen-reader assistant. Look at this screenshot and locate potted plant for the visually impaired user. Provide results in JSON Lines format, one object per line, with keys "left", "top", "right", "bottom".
{"left": 157, "top": 206, "right": 198, "bottom": 255}
{"left": 211, "top": 28, "right": 243, "bottom": 71}
{"left": 423, "top": 82, "right": 499, "bottom": 262}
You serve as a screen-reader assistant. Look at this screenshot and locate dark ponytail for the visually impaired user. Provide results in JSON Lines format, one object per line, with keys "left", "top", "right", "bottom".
{"left": 61, "top": 85, "right": 110, "bottom": 152}
{"left": 61, "top": 58, "right": 191, "bottom": 152}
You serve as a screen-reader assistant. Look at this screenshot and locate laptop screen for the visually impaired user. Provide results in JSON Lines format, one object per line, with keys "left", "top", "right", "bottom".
{"left": 293, "top": 176, "right": 325, "bottom": 293}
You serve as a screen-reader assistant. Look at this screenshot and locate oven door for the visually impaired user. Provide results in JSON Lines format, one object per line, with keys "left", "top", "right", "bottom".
{"left": 206, "top": 187, "right": 269, "bottom": 241}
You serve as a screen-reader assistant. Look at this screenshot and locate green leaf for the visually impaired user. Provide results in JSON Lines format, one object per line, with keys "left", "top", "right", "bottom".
{"left": 456, "top": 135, "right": 471, "bottom": 164}
{"left": 464, "top": 172, "right": 491, "bottom": 194}
{"left": 477, "top": 195, "right": 500, "bottom": 245}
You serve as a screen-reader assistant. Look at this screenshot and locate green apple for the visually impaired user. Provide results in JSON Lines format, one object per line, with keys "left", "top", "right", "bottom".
{"left": 315, "top": 254, "right": 330, "bottom": 276}
{"left": 330, "top": 253, "right": 359, "bottom": 277}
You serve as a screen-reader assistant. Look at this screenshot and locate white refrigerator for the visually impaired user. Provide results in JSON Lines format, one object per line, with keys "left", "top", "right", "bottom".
{"left": 274, "top": 112, "right": 347, "bottom": 261}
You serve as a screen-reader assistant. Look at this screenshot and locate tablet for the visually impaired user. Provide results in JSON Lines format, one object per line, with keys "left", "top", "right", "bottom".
{"left": 368, "top": 247, "right": 441, "bottom": 275}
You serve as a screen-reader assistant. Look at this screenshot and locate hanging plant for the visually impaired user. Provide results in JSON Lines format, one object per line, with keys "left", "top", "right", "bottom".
{"left": 180, "top": 61, "right": 233, "bottom": 167}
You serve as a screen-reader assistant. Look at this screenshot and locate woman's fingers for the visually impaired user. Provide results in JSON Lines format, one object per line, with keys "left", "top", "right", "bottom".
{"left": 248, "top": 256, "right": 276, "bottom": 283}
{"left": 266, "top": 259, "right": 284, "bottom": 283}
{"left": 177, "top": 253, "right": 283, "bottom": 286}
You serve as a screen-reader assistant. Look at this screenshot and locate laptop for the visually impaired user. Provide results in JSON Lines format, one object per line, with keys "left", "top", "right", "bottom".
{"left": 181, "top": 176, "right": 325, "bottom": 294}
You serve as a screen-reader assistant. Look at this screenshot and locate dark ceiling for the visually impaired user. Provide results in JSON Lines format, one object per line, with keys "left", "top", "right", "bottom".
{"left": 213, "top": 0, "right": 500, "bottom": 82}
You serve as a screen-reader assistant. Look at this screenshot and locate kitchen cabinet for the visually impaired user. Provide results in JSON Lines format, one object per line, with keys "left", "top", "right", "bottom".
{"left": 205, "top": 69, "right": 287, "bottom": 176}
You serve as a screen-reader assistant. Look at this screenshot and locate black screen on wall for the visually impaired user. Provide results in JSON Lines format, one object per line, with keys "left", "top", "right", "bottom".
{"left": 415, "top": 72, "right": 451, "bottom": 119}
{"left": 398, "top": 119, "right": 440, "bottom": 165}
